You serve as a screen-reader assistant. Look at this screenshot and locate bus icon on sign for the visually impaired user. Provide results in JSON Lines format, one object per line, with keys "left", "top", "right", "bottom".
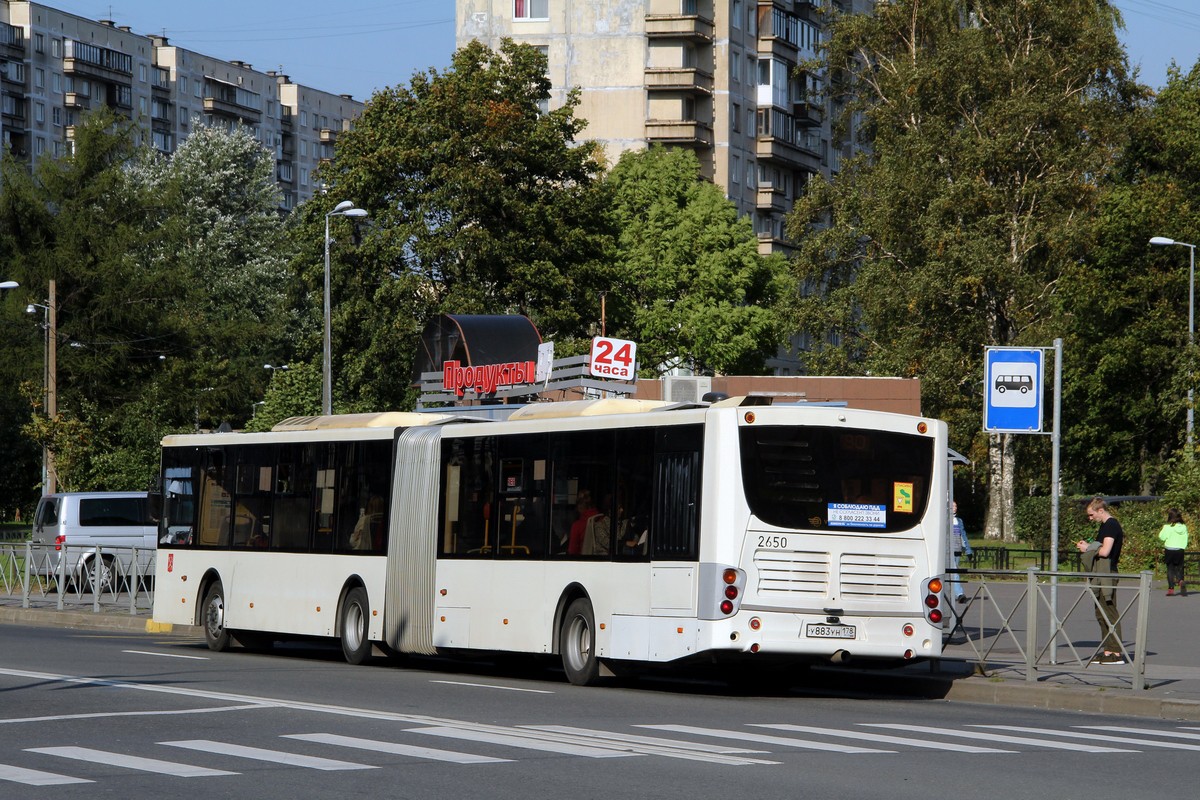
{"left": 994, "top": 375, "right": 1032, "bottom": 394}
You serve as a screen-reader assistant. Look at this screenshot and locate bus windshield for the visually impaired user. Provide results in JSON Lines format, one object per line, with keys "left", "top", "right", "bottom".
{"left": 739, "top": 425, "right": 934, "bottom": 533}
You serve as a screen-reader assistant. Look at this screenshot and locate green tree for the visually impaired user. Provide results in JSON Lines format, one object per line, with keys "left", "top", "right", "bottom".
{"left": 605, "top": 146, "right": 788, "bottom": 375}
{"left": 303, "top": 39, "right": 614, "bottom": 412}
{"left": 787, "top": 0, "right": 1138, "bottom": 538}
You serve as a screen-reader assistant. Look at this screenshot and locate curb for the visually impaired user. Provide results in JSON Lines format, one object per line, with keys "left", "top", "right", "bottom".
{"left": 0, "top": 607, "right": 199, "bottom": 637}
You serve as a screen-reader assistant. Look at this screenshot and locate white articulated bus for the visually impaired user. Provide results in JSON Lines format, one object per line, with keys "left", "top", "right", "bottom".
{"left": 152, "top": 397, "right": 949, "bottom": 685}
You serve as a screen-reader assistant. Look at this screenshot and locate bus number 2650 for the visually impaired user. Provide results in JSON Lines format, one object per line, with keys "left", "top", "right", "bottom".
{"left": 757, "top": 535, "right": 789, "bottom": 549}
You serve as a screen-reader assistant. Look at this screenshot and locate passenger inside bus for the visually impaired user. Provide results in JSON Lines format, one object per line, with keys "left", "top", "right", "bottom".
{"left": 567, "top": 490, "right": 599, "bottom": 555}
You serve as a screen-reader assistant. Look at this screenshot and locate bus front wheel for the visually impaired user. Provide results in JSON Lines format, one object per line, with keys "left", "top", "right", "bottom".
{"left": 202, "top": 582, "right": 231, "bottom": 652}
{"left": 560, "top": 598, "right": 600, "bottom": 686}
{"left": 340, "top": 587, "right": 371, "bottom": 665}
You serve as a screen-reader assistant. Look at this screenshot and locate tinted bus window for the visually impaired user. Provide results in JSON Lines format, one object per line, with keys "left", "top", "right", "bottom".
{"left": 740, "top": 425, "right": 934, "bottom": 533}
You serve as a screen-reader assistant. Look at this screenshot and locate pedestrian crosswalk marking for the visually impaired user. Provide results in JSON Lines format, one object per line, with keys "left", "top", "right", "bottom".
{"left": 521, "top": 726, "right": 779, "bottom": 765}
{"left": 974, "top": 725, "right": 1200, "bottom": 751}
{"left": 1078, "top": 725, "right": 1200, "bottom": 742}
{"left": 638, "top": 724, "right": 893, "bottom": 754}
{"left": 25, "top": 746, "right": 238, "bottom": 777}
{"left": 0, "top": 763, "right": 93, "bottom": 786}
{"left": 160, "top": 740, "right": 376, "bottom": 770}
{"left": 283, "top": 733, "right": 511, "bottom": 764}
{"left": 862, "top": 724, "right": 1137, "bottom": 753}
{"left": 752, "top": 724, "right": 1016, "bottom": 753}
{"left": 406, "top": 726, "right": 637, "bottom": 758}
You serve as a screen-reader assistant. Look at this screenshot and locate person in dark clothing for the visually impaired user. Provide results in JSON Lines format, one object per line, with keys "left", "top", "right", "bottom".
{"left": 1076, "top": 497, "right": 1125, "bottom": 664}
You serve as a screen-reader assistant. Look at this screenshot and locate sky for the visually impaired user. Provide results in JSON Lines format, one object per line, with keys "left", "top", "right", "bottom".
{"left": 38, "top": 1, "right": 1200, "bottom": 103}
{"left": 45, "top": 0, "right": 456, "bottom": 103}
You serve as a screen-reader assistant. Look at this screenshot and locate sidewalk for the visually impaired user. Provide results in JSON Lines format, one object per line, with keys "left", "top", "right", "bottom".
{"left": 2, "top": 586, "right": 1199, "bottom": 720}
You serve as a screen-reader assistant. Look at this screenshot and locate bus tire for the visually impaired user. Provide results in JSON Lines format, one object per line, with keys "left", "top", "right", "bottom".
{"left": 560, "top": 598, "right": 600, "bottom": 686}
{"left": 202, "top": 582, "right": 232, "bottom": 652}
{"left": 340, "top": 587, "right": 371, "bottom": 665}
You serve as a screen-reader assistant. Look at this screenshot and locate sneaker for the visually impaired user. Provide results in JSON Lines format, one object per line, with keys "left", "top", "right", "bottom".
{"left": 1101, "top": 653, "right": 1127, "bottom": 665}
{"left": 1168, "top": 589, "right": 1175, "bottom": 596}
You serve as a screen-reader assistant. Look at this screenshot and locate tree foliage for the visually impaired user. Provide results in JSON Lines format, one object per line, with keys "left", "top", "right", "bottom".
{"left": 787, "top": 0, "right": 1139, "bottom": 535}
{"left": 300, "top": 38, "right": 614, "bottom": 412}
{"left": 605, "top": 146, "right": 788, "bottom": 375}
{"left": 0, "top": 112, "right": 293, "bottom": 505}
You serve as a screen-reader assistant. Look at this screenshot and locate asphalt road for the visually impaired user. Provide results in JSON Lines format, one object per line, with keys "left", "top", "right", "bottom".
{"left": 1, "top": 624, "right": 1197, "bottom": 799}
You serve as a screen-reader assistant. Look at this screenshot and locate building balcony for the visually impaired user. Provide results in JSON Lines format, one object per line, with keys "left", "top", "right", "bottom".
{"left": 318, "top": 128, "right": 338, "bottom": 143}
{"left": 756, "top": 230, "right": 795, "bottom": 256}
{"left": 646, "top": 119, "right": 713, "bottom": 147}
{"left": 644, "top": 67, "right": 713, "bottom": 95}
{"left": 757, "top": 33, "right": 800, "bottom": 62}
{"left": 644, "top": 14, "right": 714, "bottom": 42}
{"left": 756, "top": 134, "right": 822, "bottom": 172}
{"left": 794, "top": 99, "right": 822, "bottom": 126}
{"left": 64, "top": 92, "right": 89, "bottom": 110}
{"left": 756, "top": 183, "right": 788, "bottom": 212}
{"left": 63, "top": 58, "right": 131, "bottom": 84}
{"left": 203, "top": 96, "right": 262, "bottom": 123}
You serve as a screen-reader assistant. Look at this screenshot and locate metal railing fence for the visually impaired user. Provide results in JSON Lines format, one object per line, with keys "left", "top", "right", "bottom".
{"left": 0, "top": 541, "right": 155, "bottom": 614}
{"left": 942, "top": 567, "right": 1153, "bottom": 690}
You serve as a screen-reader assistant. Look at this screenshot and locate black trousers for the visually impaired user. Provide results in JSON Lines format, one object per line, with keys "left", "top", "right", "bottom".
{"left": 1165, "top": 548, "right": 1185, "bottom": 589}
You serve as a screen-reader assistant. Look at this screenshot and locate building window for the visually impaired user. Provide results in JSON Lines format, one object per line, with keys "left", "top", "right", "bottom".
{"left": 139, "top": 63, "right": 147, "bottom": 83}
{"left": 682, "top": 0, "right": 697, "bottom": 15}
{"left": 514, "top": 0, "right": 549, "bottom": 20}
{"left": 34, "top": 102, "right": 44, "bottom": 124}
{"left": 731, "top": 154, "right": 740, "bottom": 184}
{"left": 194, "top": 79, "right": 202, "bottom": 98}
{"left": 51, "top": 37, "right": 60, "bottom": 57}
{"left": 34, "top": 68, "right": 44, "bottom": 90}
{"left": 733, "top": 0, "right": 742, "bottom": 29}
{"left": 732, "top": 102, "right": 741, "bottom": 132}
{"left": 52, "top": 73, "right": 61, "bottom": 93}
{"left": 300, "top": 110, "right": 307, "bottom": 127}
{"left": 300, "top": 167, "right": 309, "bottom": 186}
{"left": 34, "top": 33, "right": 44, "bottom": 53}
{"left": 52, "top": 107, "right": 61, "bottom": 126}
{"left": 35, "top": 137, "right": 45, "bottom": 155}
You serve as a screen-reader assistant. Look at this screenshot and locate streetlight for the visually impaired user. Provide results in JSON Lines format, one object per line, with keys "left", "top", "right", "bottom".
{"left": 324, "top": 201, "right": 368, "bottom": 416}
{"left": 25, "top": 279, "right": 57, "bottom": 494}
{"left": 264, "top": 363, "right": 289, "bottom": 374}
{"left": 1151, "top": 236, "right": 1196, "bottom": 455}
{"left": 0, "top": 280, "right": 18, "bottom": 290}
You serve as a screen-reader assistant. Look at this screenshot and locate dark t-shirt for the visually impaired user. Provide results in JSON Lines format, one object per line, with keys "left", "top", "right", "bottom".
{"left": 1097, "top": 516, "right": 1124, "bottom": 570}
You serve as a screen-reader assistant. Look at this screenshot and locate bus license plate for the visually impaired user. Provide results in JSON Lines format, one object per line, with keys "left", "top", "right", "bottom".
{"left": 805, "top": 623, "right": 856, "bottom": 640}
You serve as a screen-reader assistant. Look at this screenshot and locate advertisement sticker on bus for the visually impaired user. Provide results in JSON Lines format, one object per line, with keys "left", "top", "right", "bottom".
{"left": 827, "top": 503, "right": 887, "bottom": 529}
{"left": 893, "top": 482, "right": 914, "bottom": 513}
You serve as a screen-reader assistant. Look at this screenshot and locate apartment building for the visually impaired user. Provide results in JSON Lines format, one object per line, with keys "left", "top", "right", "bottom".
{"left": 456, "top": 0, "right": 870, "bottom": 255}
{"left": 456, "top": 0, "right": 871, "bottom": 373}
{"left": 0, "top": 1, "right": 363, "bottom": 209}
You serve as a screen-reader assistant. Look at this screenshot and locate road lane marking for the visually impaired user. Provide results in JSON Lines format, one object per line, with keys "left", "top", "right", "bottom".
{"left": 974, "top": 725, "right": 1200, "bottom": 751}
{"left": 863, "top": 724, "right": 1136, "bottom": 753}
{"left": 284, "top": 733, "right": 511, "bottom": 764}
{"left": 753, "top": 723, "right": 1016, "bottom": 753}
{"left": 161, "top": 740, "right": 375, "bottom": 770}
{"left": 638, "top": 724, "right": 893, "bottom": 754}
{"left": 122, "top": 649, "right": 209, "bottom": 660}
{"left": 0, "top": 705, "right": 267, "bottom": 725}
{"left": 408, "top": 726, "right": 637, "bottom": 758}
{"left": 526, "top": 725, "right": 767, "bottom": 754}
{"left": 26, "top": 746, "right": 237, "bottom": 777}
{"left": 429, "top": 680, "right": 553, "bottom": 694}
{"left": 0, "top": 764, "right": 93, "bottom": 786}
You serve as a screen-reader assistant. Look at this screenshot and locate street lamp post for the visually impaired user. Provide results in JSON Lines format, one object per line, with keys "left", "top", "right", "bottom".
{"left": 25, "top": 279, "right": 57, "bottom": 494}
{"left": 323, "top": 201, "right": 368, "bottom": 416}
{"left": 0, "top": 280, "right": 18, "bottom": 290}
{"left": 1151, "top": 236, "right": 1196, "bottom": 455}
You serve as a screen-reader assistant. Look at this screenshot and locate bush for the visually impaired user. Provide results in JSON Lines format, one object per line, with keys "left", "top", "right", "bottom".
{"left": 1014, "top": 495, "right": 1172, "bottom": 575}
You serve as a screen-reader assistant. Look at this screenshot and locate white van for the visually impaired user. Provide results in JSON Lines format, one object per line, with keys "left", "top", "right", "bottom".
{"left": 30, "top": 492, "right": 157, "bottom": 591}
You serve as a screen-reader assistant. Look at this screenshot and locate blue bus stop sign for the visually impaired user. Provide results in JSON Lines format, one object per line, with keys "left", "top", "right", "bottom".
{"left": 984, "top": 347, "right": 1044, "bottom": 433}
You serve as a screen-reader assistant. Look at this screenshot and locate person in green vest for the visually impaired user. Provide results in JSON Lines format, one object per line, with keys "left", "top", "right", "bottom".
{"left": 1158, "top": 508, "right": 1190, "bottom": 597}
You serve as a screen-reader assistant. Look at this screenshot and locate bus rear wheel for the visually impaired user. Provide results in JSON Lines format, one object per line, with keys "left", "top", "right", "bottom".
{"left": 340, "top": 587, "right": 371, "bottom": 665}
{"left": 560, "top": 598, "right": 600, "bottom": 686}
{"left": 202, "top": 582, "right": 231, "bottom": 652}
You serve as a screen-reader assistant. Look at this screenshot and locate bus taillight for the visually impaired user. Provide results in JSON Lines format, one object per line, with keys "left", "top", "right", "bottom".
{"left": 902, "top": 623, "right": 914, "bottom": 637}
{"left": 928, "top": 609, "right": 942, "bottom": 624}
{"left": 720, "top": 599, "right": 735, "bottom": 615}
{"left": 722, "top": 569, "right": 738, "bottom": 584}
{"left": 724, "top": 585, "right": 738, "bottom": 600}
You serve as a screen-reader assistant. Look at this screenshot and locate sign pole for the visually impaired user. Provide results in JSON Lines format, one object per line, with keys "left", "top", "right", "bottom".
{"left": 1050, "top": 338, "right": 1063, "bottom": 663}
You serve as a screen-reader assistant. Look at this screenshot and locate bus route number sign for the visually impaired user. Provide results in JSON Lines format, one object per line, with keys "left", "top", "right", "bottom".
{"left": 589, "top": 336, "right": 637, "bottom": 380}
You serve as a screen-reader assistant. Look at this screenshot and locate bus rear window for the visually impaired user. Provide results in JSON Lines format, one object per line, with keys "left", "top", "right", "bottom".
{"left": 739, "top": 425, "right": 934, "bottom": 533}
